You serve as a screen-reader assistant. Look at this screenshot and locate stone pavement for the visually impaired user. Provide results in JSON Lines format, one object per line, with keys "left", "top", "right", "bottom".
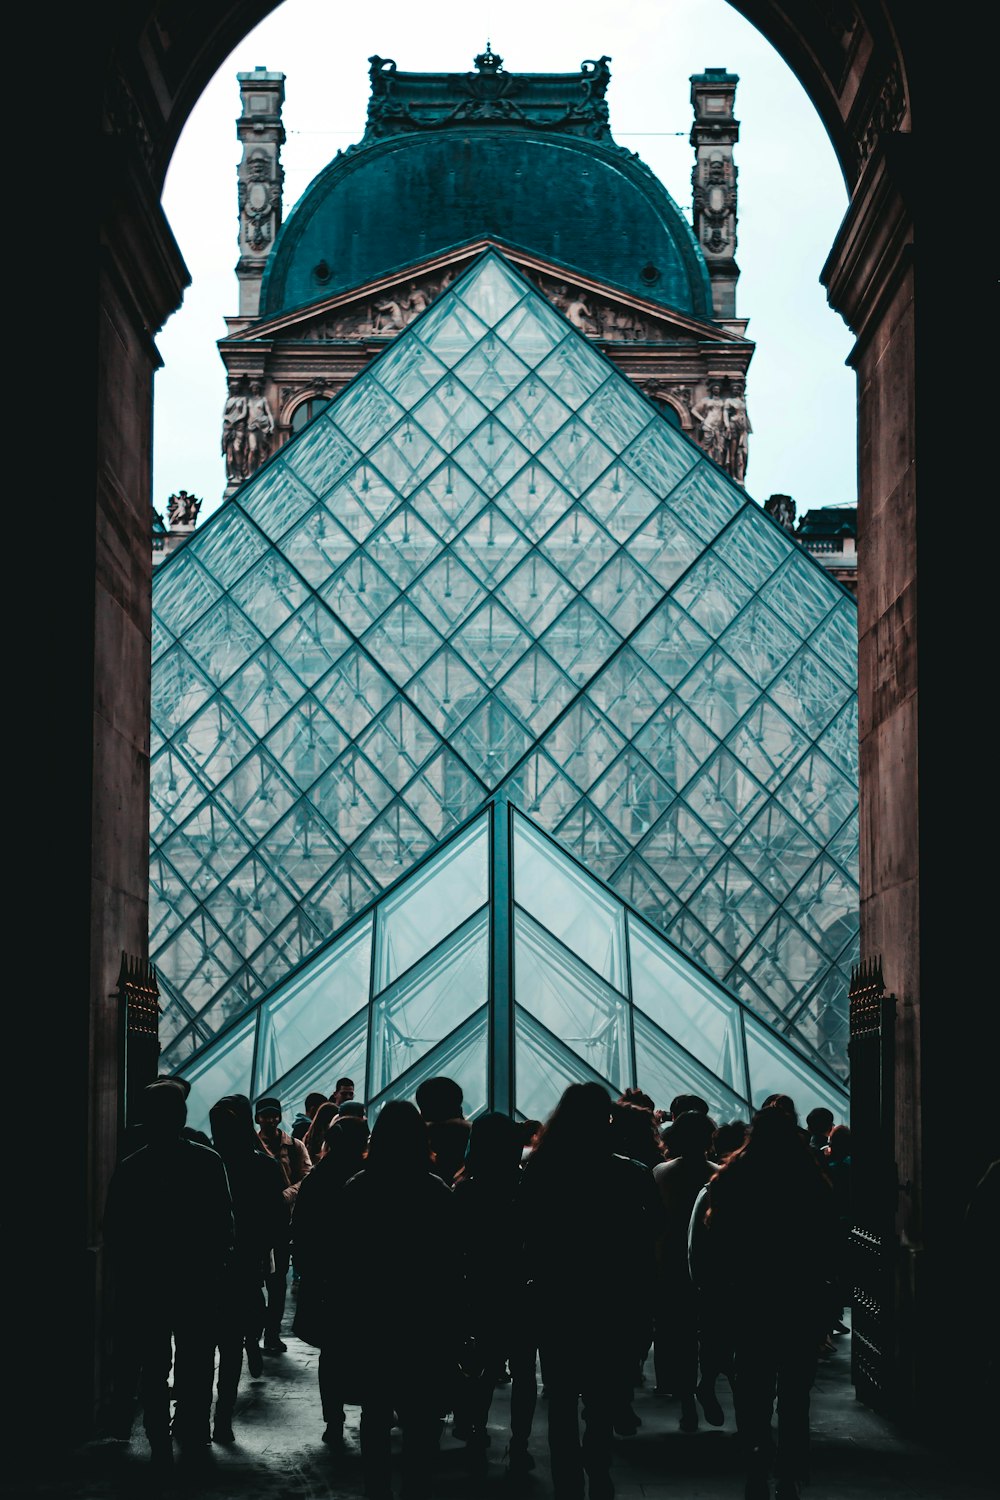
{"left": 12, "top": 1307, "right": 994, "bottom": 1500}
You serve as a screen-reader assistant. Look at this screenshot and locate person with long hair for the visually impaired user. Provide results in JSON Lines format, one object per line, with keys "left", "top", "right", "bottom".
{"left": 690, "top": 1104, "right": 838, "bottom": 1500}
{"left": 518, "top": 1083, "right": 658, "bottom": 1500}
{"left": 338, "top": 1100, "right": 460, "bottom": 1500}
{"left": 291, "top": 1115, "right": 371, "bottom": 1447}
{"left": 207, "top": 1094, "right": 288, "bottom": 1444}
{"left": 302, "top": 1099, "right": 341, "bottom": 1163}
{"left": 452, "top": 1112, "right": 538, "bottom": 1476}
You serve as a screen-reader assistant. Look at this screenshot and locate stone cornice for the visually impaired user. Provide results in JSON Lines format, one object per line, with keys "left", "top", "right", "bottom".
{"left": 821, "top": 133, "right": 913, "bottom": 363}
{"left": 99, "top": 159, "right": 190, "bottom": 355}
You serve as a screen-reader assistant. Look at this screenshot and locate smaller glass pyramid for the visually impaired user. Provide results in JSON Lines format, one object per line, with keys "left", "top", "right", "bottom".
{"left": 177, "top": 795, "right": 847, "bottom": 1137}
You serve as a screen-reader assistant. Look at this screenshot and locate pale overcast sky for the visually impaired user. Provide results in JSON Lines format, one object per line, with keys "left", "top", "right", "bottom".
{"left": 154, "top": 0, "right": 857, "bottom": 525}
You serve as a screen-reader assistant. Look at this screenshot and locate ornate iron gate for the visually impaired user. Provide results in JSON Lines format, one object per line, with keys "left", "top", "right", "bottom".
{"left": 117, "top": 952, "right": 161, "bottom": 1131}
{"left": 847, "top": 956, "right": 897, "bottom": 1410}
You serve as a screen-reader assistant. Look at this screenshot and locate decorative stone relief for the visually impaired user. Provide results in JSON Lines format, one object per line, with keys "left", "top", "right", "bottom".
{"left": 293, "top": 269, "right": 457, "bottom": 340}
{"left": 166, "top": 490, "right": 202, "bottom": 528}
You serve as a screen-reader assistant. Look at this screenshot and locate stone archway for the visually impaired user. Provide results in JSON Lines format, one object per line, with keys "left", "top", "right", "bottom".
{"left": 19, "top": 1, "right": 976, "bottom": 1452}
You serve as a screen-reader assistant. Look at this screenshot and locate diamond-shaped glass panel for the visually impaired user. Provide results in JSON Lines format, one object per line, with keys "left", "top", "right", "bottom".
{"left": 356, "top": 697, "right": 438, "bottom": 791}
{"left": 495, "top": 648, "right": 577, "bottom": 738}
{"left": 713, "top": 504, "right": 796, "bottom": 591}
{"left": 733, "top": 801, "right": 822, "bottom": 901}
{"left": 587, "top": 649, "right": 667, "bottom": 738}
{"left": 631, "top": 599, "right": 712, "bottom": 690}
{"left": 271, "top": 601, "right": 351, "bottom": 687}
{"left": 316, "top": 646, "right": 397, "bottom": 737}
{"left": 365, "top": 507, "right": 442, "bottom": 586}
{"left": 451, "top": 699, "right": 533, "bottom": 787}
{"left": 495, "top": 380, "right": 573, "bottom": 454}
{"left": 401, "top": 749, "right": 486, "bottom": 839}
{"left": 363, "top": 600, "right": 444, "bottom": 684}
{"left": 452, "top": 505, "right": 530, "bottom": 587}
{"left": 496, "top": 555, "right": 575, "bottom": 634}
{"left": 727, "top": 699, "right": 810, "bottom": 790}
{"left": 583, "top": 552, "right": 662, "bottom": 636}
{"left": 263, "top": 698, "right": 348, "bottom": 791}
{"left": 319, "top": 553, "right": 400, "bottom": 635}
{"left": 410, "top": 464, "right": 485, "bottom": 541}
{"left": 495, "top": 462, "right": 572, "bottom": 541}
{"left": 282, "top": 505, "right": 357, "bottom": 589}
{"left": 407, "top": 647, "right": 487, "bottom": 735}
{"left": 407, "top": 553, "right": 487, "bottom": 635}
{"left": 308, "top": 748, "right": 394, "bottom": 845}
{"left": 452, "top": 601, "right": 530, "bottom": 685}
{"left": 353, "top": 802, "right": 435, "bottom": 887}
{"left": 539, "top": 505, "right": 616, "bottom": 587}
{"left": 413, "top": 379, "right": 489, "bottom": 453}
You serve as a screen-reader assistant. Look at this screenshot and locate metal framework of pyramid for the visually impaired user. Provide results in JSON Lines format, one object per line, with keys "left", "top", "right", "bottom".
{"left": 150, "top": 251, "right": 859, "bottom": 1092}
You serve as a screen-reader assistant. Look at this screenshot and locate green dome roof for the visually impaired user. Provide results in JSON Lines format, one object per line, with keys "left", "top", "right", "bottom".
{"left": 260, "top": 59, "right": 713, "bottom": 320}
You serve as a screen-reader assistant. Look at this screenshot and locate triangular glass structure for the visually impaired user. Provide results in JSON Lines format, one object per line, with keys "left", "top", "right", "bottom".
{"left": 151, "top": 251, "right": 858, "bottom": 1085}
{"left": 176, "top": 797, "right": 847, "bottom": 1137}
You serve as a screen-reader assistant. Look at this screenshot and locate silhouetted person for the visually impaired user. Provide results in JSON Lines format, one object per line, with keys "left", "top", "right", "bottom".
{"left": 416, "top": 1075, "right": 470, "bottom": 1186}
{"left": 339, "top": 1100, "right": 460, "bottom": 1500}
{"left": 330, "top": 1076, "right": 356, "bottom": 1109}
{"left": 103, "top": 1080, "right": 233, "bottom": 1468}
{"left": 291, "top": 1091, "right": 328, "bottom": 1144}
{"left": 651, "top": 1110, "right": 723, "bottom": 1428}
{"left": 254, "top": 1095, "right": 311, "bottom": 1354}
{"left": 609, "top": 1100, "right": 666, "bottom": 1435}
{"left": 518, "top": 1083, "right": 657, "bottom": 1500}
{"left": 291, "top": 1115, "right": 370, "bottom": 1446}
{"left": 452, "top": 1112, "right": 538, "bottom": 1475}
{"left": 207, "top": 1095, "right": 287, "bottom": 1443}
{"left": 303, "top": 1099, "right": 341, "bottom": 1162}
{"left": 691, "top": 1105, "right": 838, "bottom": 1500}
{"left": 805, "top": 1107, "right": 834, "bottom": 1164}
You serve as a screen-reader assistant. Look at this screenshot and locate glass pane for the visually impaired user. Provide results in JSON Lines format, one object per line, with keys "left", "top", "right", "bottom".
{"left": 662, "top": 463, "right": 742, "bottom": 542}
{"left": 262, "top": 1006, "right": 369, "bottom": 1118}
{"left": 743, "top": 1009, "right": 847, "bottom": 1118}
{"left": 713, "top": 504, "right": 795, "bottom": 591}
{"left": 515, "top": 910, "right": 631, "bottom": 1085}
{"left": 178, "top": 1016, "right": 256, "bottom": 1138}
{"left": 628, "top": 914, "right": 747, "bottom": 1096}
{"left": 632, "top": 1010, "right": 747, "bottom": 1123}
{"left": 513, "top": 813, "right": 626, "bottom": 992}
{"left": 276, "top": 424, "right": 360, "bottom": 508}
{"left": 514, "top": 1006, "right": 618, "bottom": 1123}
{"left": 369, "top": 1009, "right": 488, "bottom": 1120}
{"left": 373, "top": 814, "right": 489, "bottom": 992}
{"left": 186, "top": 505, "right": 270, "bottom": 591}
{"left": 370, "top": 910, "right": 489, "bottom": 1095}
{"left": 456, "top": 253, "right": 526, "bottom": 323}
{"left": 255, "top": 916, "right": 372, "bottom": 1092}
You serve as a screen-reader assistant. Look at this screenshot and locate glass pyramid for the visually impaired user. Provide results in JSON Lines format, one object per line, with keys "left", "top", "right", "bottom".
{"left": 176, "top": 796, "right": 847, "bottom": 1137}
{"left": 151, "top": 251, "right": 858, "bottom": 1085}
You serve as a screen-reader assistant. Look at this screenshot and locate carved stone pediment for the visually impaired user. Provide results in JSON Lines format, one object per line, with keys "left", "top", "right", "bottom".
{"left": 276, "top": 264, "right": 461, "bottom": 343}
{"left": 252, "top": 249, "right": 745, "bottom": 351}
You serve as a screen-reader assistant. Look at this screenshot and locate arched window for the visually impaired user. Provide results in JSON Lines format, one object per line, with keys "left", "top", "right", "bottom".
{"left": 289, "top": 395, "right": 331, "bottom": 434}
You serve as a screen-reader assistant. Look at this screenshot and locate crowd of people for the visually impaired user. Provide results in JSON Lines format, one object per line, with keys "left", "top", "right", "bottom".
{"left": 103, "top": 1073, "right": 853, "bottom": 1500}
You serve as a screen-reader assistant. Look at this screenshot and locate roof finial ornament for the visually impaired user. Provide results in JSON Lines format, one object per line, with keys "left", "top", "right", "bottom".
{"left": 474, "top": 41, "right": 503, "bottom": 74}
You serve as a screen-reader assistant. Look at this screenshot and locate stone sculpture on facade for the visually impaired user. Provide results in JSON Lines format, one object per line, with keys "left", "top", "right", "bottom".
{"left": 691, "top": 381, "right": 729, "bottom": 467}
{"left": 725, "top": 381, "right": 751, "bottom": 484}
{"left": 222, "top": 378, "right": 248, "bottom": 483}
{"left": 166, "top": 490, "right": 202, "bottom": 527}
{"left": 246, "top": 381, "right": 275, "bottom": 475}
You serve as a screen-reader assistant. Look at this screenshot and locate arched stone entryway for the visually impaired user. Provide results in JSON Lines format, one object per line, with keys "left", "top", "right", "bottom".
{"left": 21, "top": 1, "right": 979, "bottom": 1453}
